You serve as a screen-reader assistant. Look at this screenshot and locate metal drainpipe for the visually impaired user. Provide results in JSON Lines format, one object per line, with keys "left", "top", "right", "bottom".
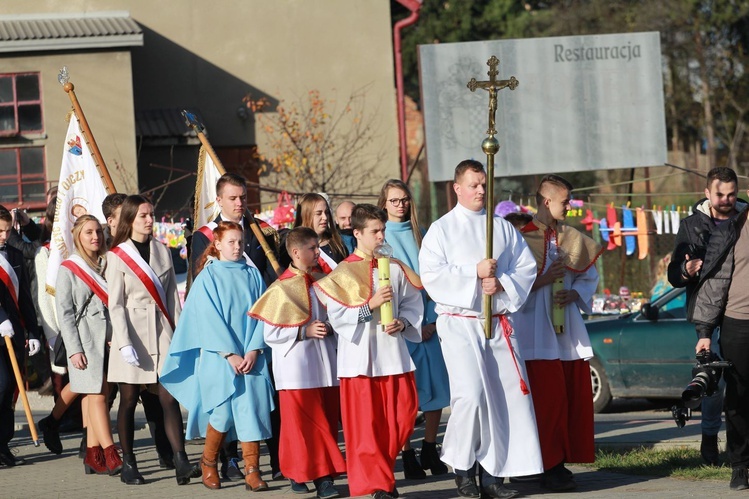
{"left": 393, "top": 1, "right": 422, "bottom": 181}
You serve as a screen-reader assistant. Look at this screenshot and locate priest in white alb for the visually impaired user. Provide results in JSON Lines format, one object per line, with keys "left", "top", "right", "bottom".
{"left": 419, "top": 160, "right": 542, "bottom": 499}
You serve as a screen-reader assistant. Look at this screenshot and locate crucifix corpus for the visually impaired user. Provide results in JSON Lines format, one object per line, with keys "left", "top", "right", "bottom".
{"left": 466, "top": 55, "right": 519, "bottom": 339}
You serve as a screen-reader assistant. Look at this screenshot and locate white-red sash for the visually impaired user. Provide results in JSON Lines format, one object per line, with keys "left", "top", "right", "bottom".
{"left": 318, "top": 251, "right": 337, "bottom": 274}
{"left": 0, "top": 252, "right": 20, "bottom": 317}
{"left": 61, "top": 254, "right": 109, "bottom": 306}
{"left": 197, "top": 220, "right": 257, "bottom": 269}
{"left": 110, "top": 243, "right": 175, "bottom": 330}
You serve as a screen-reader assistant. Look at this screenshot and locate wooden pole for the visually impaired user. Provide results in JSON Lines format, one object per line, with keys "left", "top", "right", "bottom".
{"left": 193, "top": 131, "right": 282, "bottom": 277}
{"left": 4, "top": 337, "right": 39, "bottom": 446}
{"left": 61, "top": 81, "right": 115, "bottom": 195}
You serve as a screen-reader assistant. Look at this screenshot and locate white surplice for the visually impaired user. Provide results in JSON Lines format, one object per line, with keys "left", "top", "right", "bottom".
{"left": 513, "top": 234, "right": 599, "bottom": 361}
{"left": 263, "top": 289, "right": 339, "bottom": 390}
{"left": 326, "top": 263, "right": 423, "bottom": 378}
{"left": 419, "top": 203, "right": 543, "bottom": 477}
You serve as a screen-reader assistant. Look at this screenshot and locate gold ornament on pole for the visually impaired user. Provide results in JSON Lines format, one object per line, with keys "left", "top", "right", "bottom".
{"left": 58, "top": 66, "right": 115, "bottom": 194}
{"left": 467, "top": 56, "right": 519, "bottom": 339}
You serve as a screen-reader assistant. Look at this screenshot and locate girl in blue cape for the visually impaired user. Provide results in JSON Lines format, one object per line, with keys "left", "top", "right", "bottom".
{"left": 377, "top": 179, "right": 450, "bottom": 479}
{"left": 160, "top": 221, "right": 274, "bottom": 492}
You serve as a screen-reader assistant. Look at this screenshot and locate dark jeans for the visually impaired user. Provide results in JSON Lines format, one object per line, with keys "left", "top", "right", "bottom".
{"left": 0, "top": 348, "right": 16, "bottom": 449}
{"left": 719, "top": 316, "right": 749, "bottom": 467}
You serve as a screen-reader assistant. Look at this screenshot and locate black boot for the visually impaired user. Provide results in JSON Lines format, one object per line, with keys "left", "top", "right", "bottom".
{"left": 173, "top": 451, "right": 195, "bottom": 485}
{"left": 120, "top": 453, "right": 145, "bottom": 485}
{"left": 420, "top": 440, "right": 447, "bottom": 475}
{"left": 38, "top": 415, "right": 62, "bottom": 455}
{"left": 78, "top": 433, "right": 87, "bottom": 459}
{"left": 731, "top": 467, "right": 749, "bottom": 491}
{"left": 401, "top": 448, "right": 426, "bottom": 479}
{"left": 701, "top": 433, "right": 720, "bottom": 466}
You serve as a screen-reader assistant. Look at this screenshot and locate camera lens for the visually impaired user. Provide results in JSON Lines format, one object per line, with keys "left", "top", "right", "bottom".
{"left": 682, "top": 372, "right": 710, "bottom": 409}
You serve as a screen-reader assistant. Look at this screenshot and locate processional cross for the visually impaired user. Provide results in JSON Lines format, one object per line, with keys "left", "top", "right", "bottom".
{"left": 466, "top": 55, "right": 518, "bottom": 339}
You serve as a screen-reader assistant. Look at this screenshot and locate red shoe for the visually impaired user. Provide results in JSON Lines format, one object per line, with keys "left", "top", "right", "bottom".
{"left": 84, "top": 446, "right": 107, "bottom": 475}
{"left": 103, "top": 445, "right": 123, "bottom": 475}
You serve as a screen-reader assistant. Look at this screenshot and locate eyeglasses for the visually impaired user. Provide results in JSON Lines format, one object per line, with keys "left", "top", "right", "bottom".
{"left": 388, "top": 197, "right": 411, "bottom": 207}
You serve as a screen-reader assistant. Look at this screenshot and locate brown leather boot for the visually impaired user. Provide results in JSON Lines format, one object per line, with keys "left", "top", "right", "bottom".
{"left": 83, "top": 446, "right": 107, "bottom": 475}
{"left": 202, "top": 424, "right": 227, "bottom": 489}
{"left": 241, "top": 441, "right": 268, "bottom": 491}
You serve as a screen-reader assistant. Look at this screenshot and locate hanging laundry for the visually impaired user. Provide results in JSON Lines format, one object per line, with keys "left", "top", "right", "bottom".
{"left": 653, "top": 207, "right": 663, "bottom": 235}
{"left": 622, "top": 205, "right": 636, "bottom": 256}
{"left": 671, "top": 209, "right": 681, "bottom": 233}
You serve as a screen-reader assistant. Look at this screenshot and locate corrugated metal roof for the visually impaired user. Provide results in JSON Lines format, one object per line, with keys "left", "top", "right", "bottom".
{"left": 0, "top": 12, "right": 142, "bottom": 52}
{"left": 136, "top": 108, "right": 203, "bottom": 141}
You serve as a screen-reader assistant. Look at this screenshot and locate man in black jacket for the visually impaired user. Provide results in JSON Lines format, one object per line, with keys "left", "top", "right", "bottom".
{"left": 0, "top": 206, "right": 41, "bottom": 466}
{"left": 668, "top": 167, "right": 749, "bottom": 489}
{"left": 668, "top": 167, "right": 745, "bottom": 464}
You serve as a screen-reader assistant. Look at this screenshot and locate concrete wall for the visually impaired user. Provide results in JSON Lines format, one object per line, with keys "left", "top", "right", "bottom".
{"left": 1, "top": 50, "right": 137, "bottom": 201}
{"left": 4, "top": 0, "right": 400, "bottom": 204}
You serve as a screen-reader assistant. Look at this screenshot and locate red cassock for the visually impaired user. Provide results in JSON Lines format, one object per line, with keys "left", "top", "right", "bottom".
{"left": 340, "top": 373, "right": 418, "bottom": 497}
{"left": 525, "top": 358, "right": 595, "bottom": 469}
{"left": 279, "top": 386, "right": 346, "bottom": 482}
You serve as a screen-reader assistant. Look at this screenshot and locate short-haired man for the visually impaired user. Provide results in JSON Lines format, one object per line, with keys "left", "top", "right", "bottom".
{"left": 512, "top": 174, "right": 602, "bottom": 491}
{"left": 335, "top": 200, "right": 356, "bottom": 253}
{"left": 419, "top": 160, "right": 541, "bottom": 499}
{"left": 668, "top": 167, "right": 746, "bottom": 480}
{"left": 191, "top": 173, "right": 277, "bottom": 287}
{"left": 102, "top": 193, "right": 128, "bottom": 246}
{"left": 0, "top": 206, "right": 41, "bottom": 466}
{"left": 334, "top": 201, "right": 355, "bottom": 230}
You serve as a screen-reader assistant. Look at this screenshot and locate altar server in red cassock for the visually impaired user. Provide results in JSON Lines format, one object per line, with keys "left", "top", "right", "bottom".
{"left": 315, "top": 204, "right": 423, "bottom": 499}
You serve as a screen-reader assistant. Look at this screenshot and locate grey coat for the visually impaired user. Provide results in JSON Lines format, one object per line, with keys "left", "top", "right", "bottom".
{"left": 55, "top": 262, "right": 111, "bottom": 394}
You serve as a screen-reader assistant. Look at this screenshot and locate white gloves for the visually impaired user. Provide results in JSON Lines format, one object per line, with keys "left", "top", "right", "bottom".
{"left": 120, "top": 345, "right": 140, "bottom": 367}
{"left": 28, "top": 339, "right": 40, "bottom": 356}
{"left": 0, "top": 319, "right": 13, "bottom": 338}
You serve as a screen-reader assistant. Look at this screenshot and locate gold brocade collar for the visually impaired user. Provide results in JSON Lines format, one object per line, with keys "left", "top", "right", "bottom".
{"left": 314, "top": 248, "right": 423, "bottom": 308}
{"left": 248, "top": 266, "right": 325, "bottom": 327}
{"left": 521, "top": 217, "right": 603, "bottom": 273}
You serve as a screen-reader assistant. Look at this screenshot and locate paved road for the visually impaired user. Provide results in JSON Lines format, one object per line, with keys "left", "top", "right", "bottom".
{"left": 2, "top": 393, "right": 733, "bottom": 498}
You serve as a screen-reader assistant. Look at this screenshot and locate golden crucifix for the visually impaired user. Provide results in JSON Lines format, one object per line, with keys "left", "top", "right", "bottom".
{"left": 467, "top": 55, "right": 519, "bottom": 339}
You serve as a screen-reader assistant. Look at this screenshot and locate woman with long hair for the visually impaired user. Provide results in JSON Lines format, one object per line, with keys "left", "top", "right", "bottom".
{"left": 377, "top": 179, "right": 450, "bottom": 479}
{"left": 106, "top": 194, "right": 194, "bottom": 485}
{"left": 161, "top": 221, "right": 274, "bottom": 492}
{"left": 36, "top": 196, "right": 83, "bottom": 456}
{"left": 293, "top": 193, "right": 348, "bottom": 271}
{"left": 55, "top": 215, "right": 122, "bottom": 475}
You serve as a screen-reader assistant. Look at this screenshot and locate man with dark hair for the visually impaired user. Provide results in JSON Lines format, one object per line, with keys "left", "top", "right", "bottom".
{"left": 668, "top": 166, "right": 745, "bottom": 478}
{"left": 0, "top": 206, "right": 41, "bottom": 466}
{"left": 101, "top": 193, "right": 128, "bottom": 246}
{"left": 191, "top": 173, "right": 277, "bottom": 286}
{"left": 513, "top": 174, "right": 602, "bottom": 491}
{"left": 420, "top": 160, "right": 541, "bottom": 499}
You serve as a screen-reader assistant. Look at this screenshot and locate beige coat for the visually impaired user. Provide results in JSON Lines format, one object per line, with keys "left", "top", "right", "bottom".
{"left": 106, "top": 239, "right": 182, "bottom": 384}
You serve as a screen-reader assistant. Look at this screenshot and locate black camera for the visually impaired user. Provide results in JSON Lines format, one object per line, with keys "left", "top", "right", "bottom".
{"left": 681, "top": 350, "right": 731, "bottom": 409}
{"left": 672, "top": 350, "right": 731, "bottom": 428}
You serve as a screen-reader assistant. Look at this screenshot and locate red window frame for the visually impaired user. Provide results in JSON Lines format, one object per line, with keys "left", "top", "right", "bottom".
{"left": 0, "top": 147, "right": 48, "bottom": 210}
{"left": 0, "top": 72, "right": 44, "bottom": 137}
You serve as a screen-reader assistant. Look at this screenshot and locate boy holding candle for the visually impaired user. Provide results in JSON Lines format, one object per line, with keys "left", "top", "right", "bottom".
{"left": 314, "top": 204, "right": 423, "bottom": 499}
{"left": 512, "top": 174, "right": 602, "bottom": 491}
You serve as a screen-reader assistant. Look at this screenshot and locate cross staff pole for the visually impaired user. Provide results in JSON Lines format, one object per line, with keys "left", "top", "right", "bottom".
{"left": 182, "top": 111, "right": 282, "bottom": 277}
{"left": 58, "top": 67, "right": 115, "bottom": 194}
{"left": 467, "top": 56, "right": 519, "bottom": 339}
{"left": 4, "top": 336, "right": 39, "bottom": 446}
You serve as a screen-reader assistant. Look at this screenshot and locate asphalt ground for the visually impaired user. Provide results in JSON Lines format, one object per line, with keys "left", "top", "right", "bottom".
{"left": 3, "top": 394, "right": 735, "bottom": 498}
